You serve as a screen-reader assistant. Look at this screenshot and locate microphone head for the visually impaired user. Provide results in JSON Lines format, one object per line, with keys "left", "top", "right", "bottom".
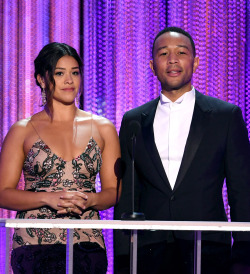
{"left": 129, "top": 120, "right": 141, "bottom": 138}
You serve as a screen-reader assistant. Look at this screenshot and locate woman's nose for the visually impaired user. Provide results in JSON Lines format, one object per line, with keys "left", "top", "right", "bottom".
{"left": 64, "top": 74, "right": 73, "bottom": 84}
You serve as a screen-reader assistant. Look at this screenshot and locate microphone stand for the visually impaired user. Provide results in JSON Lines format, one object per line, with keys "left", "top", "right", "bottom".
{"left": 121, "top": 130, "right": 145, "bottom": 274}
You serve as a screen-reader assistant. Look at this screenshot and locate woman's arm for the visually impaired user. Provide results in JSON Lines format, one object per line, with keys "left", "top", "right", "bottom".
{"left": 0, "top": 121, "right": 86, "bottom": 214}
{"left": 89, "top": 119, "right": 122, "bottom": 210}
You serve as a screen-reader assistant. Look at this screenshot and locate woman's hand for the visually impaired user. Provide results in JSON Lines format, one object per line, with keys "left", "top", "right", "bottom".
{"left": 52, "top": 190, "right": 89, "bottom": 215}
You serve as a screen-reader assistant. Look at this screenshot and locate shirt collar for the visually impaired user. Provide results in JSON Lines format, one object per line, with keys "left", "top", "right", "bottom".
{"left": 160, "top": 86, "right": 195, "bottom": 105}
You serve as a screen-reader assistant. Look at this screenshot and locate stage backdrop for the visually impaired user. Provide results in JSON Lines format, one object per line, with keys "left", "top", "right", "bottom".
{"left": 0, "top": 0, "right": 249, "bottom": 273}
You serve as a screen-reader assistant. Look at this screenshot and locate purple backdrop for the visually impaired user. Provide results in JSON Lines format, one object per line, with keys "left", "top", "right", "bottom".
{"left": 0, "top": 0, "right": 249, "bottom": 273}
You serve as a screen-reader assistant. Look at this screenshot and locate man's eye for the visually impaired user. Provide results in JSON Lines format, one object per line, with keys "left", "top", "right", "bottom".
{"left": 179, "top": 51, "right": 186, "bottom": 55}
{"left": 160, "top": 52, "right": 167, "bottom": 56}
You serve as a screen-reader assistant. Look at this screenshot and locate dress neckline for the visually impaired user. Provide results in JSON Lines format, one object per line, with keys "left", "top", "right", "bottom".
{"left": 26, "top": 137, "right": 100, "bottom": 163}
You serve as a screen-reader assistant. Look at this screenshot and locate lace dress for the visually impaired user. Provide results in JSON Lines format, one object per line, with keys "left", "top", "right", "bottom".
{"left": 13, "top": 136, "right": 105, "bottom": 250}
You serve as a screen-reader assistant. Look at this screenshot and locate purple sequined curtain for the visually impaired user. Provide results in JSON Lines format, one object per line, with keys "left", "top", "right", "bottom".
{"left": 83, "top": 2, "right": 166, "bottom": 272}
{"left": 0, "top": 0, "right": 249, "bottom": 273}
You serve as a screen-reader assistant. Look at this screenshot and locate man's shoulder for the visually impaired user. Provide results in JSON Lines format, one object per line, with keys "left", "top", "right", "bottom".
{"left": 196, "top": 90, "right": 238, "bottom": 112}
{"left": 123, "top": 97, "right": 159, "bottom": 118}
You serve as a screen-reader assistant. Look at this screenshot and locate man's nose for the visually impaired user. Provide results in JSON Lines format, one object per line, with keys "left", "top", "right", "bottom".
{"left": 168, "top": 53, "right": 178, "bottom": 64}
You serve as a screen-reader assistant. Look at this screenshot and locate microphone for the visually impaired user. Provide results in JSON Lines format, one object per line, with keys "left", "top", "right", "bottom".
{"left": 121, "top": 120, "right": 145, "bottom": 220}
{"left": 129, "top": 120, "right": 141, "bottom": 139}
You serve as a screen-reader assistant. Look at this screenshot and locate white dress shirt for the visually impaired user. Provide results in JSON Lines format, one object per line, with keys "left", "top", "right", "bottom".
{"left": 153, "top": 87, "right": 196, "bottom": 189}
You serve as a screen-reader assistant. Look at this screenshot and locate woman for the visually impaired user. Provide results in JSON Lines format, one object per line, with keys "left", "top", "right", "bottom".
{"left": 0, "top": 42, "right": 121, "bottom": 273}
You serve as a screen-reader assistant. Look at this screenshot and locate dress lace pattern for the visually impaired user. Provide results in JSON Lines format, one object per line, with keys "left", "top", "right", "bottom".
{"left": 13, "top": 137, "right": 105, "bottom": 249}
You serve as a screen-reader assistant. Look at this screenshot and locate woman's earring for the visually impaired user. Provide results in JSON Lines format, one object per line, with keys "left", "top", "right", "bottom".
{"left": 42, "top": 88, "right": 47, "bottom": 106}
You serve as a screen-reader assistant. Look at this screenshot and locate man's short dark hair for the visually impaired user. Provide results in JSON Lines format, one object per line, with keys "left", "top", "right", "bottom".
{"left": 152, "top": 27, "right": 196, "bottom": 58}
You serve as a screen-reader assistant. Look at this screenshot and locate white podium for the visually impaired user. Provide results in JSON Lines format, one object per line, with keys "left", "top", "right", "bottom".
{"left": 1, "top": 219, "right": 250, "bottom": 274}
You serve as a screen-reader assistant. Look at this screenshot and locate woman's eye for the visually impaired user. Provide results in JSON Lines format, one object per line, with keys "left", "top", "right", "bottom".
{"left": 72, "top": 71, "right": 80, "bottom": 75}
{"left": 55, "top": 71, "right": 63, "bottom": 76}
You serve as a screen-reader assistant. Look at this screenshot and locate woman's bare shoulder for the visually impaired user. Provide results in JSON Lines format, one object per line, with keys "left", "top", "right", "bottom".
{"left": 5, "top": 110, "right": 45, "bottom": 140}
{"left": 76, "top": 110, "right": 114, "bottom": 127}
{"left": 93, "top": 113, "right": 114, "bottom": 127}
{"left": 1, "top": 117, "right": 33, "bottom": 152}
{"left": 8, "top": 117, "right": 31, "bottom": 134}
{"left": 93, "top": 116, "right": 118, "bottom": 142}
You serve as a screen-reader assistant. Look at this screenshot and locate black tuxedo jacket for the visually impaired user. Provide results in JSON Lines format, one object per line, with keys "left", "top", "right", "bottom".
{"left": 114, "top": 90, "right": 250, "bottom": 256}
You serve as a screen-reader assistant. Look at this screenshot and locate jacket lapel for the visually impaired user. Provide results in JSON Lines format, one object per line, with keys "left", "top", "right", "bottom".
{"left": 141, "top": 98, "right": 171, "bottom": 189}
{"left": 139, "top": 91, "right": 212, "bottom": 192}
{"left": 173, "top": 90, "right": 212, "bottom": 191}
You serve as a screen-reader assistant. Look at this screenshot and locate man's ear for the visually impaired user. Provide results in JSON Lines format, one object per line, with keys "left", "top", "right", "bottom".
{"left": 149, "top": 59, "right": 156, "bottom": 76}
{"left": 193, "top": 56, "right": 199, "bottom": 73}
{"left": 37, "top": 74, "right": 45, "bottom": 88}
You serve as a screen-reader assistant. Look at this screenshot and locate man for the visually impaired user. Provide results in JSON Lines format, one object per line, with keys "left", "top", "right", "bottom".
{"left": 114, "top": 27, "right": 250, "bottom": 273}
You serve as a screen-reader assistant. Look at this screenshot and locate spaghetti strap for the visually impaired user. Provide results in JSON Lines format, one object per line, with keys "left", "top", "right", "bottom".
{"left": 91, "top": 113, "right": 93, "bottom": 137}
{"left": 29, "top": 120, "right": 41, "bottom": 139}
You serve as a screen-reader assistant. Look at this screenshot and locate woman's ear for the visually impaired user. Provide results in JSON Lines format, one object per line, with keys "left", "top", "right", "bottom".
{"left": 37, "top": 74, "right": 45, "bottom": 88}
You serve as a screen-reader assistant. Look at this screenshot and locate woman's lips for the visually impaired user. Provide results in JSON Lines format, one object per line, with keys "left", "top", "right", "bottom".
{"left": 62, "top": 88, "right": 75, "bottom": 91}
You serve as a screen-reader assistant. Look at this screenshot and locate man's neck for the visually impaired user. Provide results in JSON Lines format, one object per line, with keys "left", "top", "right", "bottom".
{"left": 161, "top": 86, "right": 193, "bottom": 102}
